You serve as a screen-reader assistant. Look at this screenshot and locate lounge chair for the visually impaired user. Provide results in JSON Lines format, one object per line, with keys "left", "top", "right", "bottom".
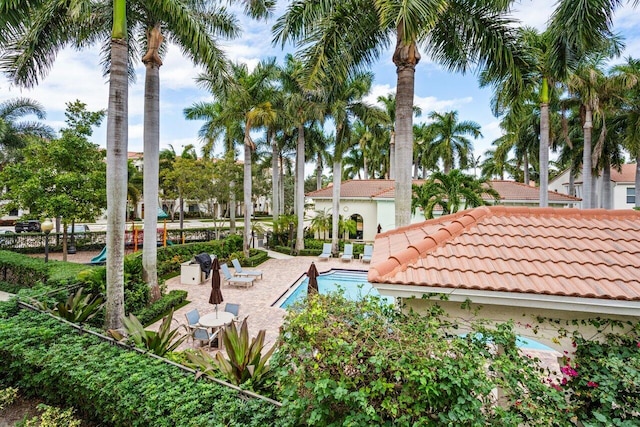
{"left": 318, "top": 243, "right": 332, "bottom": 260}
{"left": 341, "top": 244, "right": 354, "bottom": 262}
{"left": 220, "top": 263, "right": 255, "bottom": 288}
{"left": 193, "top": 327, "right": 220, "bottom": 349}
{"left": 361, "top": 244, "right": 373, "bottom": 263}
{"left": 231, "top": 258, "right": 263, "bottom": 280}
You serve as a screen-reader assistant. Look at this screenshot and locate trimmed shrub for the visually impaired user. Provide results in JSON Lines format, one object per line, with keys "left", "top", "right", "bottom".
{"left": 0, "top": 307, "right": 278, "bottom": 426}
{"left": 136, "top": 290, "right": 188, "bottom": 326}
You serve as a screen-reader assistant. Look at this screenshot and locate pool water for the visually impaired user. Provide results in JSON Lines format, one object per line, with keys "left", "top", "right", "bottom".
{"left": 277, "top": 270, "right": 394, "bottom": 308}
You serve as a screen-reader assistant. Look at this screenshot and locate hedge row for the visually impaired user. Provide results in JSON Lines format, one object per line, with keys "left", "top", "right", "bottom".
{"left": 0, "top": 305, "right": 278, "bottom": 427}
{"left": 0, "top": 250, "right": 48, "bottom": 287}
{"left": 136, "top": 290, "right": 188, "bottom": 326}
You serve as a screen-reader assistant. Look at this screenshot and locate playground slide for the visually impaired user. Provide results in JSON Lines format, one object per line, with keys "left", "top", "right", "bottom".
{"left": 90, "top": 246, "right": 107, "bottom": 264}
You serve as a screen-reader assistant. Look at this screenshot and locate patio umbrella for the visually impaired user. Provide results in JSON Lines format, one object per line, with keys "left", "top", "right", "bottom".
{"left": 208, "top": 257, "right": 223, "bottom": 317}
{"left": 307, "top": 262, "right": 319, "bottom": 294}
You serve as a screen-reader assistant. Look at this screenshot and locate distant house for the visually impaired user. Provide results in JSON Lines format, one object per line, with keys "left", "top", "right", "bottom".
{"left": 549, "top": 163, "right": 638, "bottom": 209}
{"left": 368, "top": 206, "right": 640, "bottom": 354}
{"left": 306, "top": 179, "right": 579, "bottom": 242}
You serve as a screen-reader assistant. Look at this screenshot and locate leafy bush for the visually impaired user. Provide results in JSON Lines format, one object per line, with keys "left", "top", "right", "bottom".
{"left": 187, "top": 318, "right": 277, "bottom": 393}
{"left": 0, "top": 250, "right": 48, "bottom": 288}
{"left": 0, "top": 386, "right": 18, "bottom": 410}
{"left": 272, "top": 293, "right": 572, "bottom": 426}
{"left": 0, "top": 307, "right": 278, "bottom": 426}
{"left": 135, "top": 290, "right": 187, "bottom": 326}
{"left": 109, "top": 309, "right": 188, "bottom": 357}
{"left": 36, "top": 287, "right": 104, "bottom": 323}
{"left": 562, "top": 330, "right": 640, "bottom": 425}
{"left": 21, "top": 403, "right": 82, "bottom": 427}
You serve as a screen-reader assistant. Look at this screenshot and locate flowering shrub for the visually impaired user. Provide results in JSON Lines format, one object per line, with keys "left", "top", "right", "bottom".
{"left": 560, "top": 330, "right": 640, "bottom": 425}
{"left": 273, "top": 293, "right": 573, "bottom": 426}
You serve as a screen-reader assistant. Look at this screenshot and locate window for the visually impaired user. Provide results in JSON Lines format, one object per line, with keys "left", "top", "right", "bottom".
{"left": 627, "top": 187, "right": 635, "bottom": 204}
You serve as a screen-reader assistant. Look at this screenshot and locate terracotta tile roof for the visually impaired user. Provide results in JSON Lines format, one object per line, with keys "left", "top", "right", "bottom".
{"left": 611, "top": 163, "right": 636, "bottom": 182}
{"left": 489, "top": 180, "right": 580, "bottom": 202}
{"left": 368, "top": 206, "right": 640, "bottom": 301}
{"left": 307, "top": 179, "right": 578, "bottom": 202}
{"left": 568, "top": 163, "right": 637, "bottom": 184}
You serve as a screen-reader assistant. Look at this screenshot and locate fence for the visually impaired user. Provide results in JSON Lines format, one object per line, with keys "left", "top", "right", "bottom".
{"left": 0, "top": 227, "right": 236, "bottom": 254}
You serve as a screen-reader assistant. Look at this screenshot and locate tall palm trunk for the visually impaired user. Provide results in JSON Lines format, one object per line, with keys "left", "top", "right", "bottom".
{"left": 523, "top": 151, "right": 530, "bottom": 185}
{"left": 279, "top": 154, "right": 285, "bottom": 215}
{"left": 389, "top": 131, "right": 395, "bottom": 179}
{"left": 229, "top": 181, "right": 236, "bottom": 233}
{"left": 635, "top": 153, "right": 640, "bottom": 209}
{"left": 316, "top": 153, "right": 323, "bottom": 190}
{"left": 602, "top": 160, "right": 611, "bottom": 209}
{"left": 243, "top": 125, "right": 252, "bottom": 257}
{"left": 105, "top": 0, "right": 128, "bottom": 331}
{"left": 393, "top": 26, "right": 420, "bottom": 228}
{"left": 271, "top": 134, "right": 279, "bottom": 222}
{"left": 539, "top": 78, "right": 550, "bottom": 207}
{"left": 331, "top": 159, "right": 341, "bottom": 255}
{"left": 582, "top": 106, "right": 593, "bottom": 209}
{"left": 142, "top": 24, "right": 162, "bottom": 302}
{"left": 295, "top": 124, "right": 305, "bottom": 252}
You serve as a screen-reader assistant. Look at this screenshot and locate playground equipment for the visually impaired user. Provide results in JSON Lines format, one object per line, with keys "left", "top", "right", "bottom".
{"left": 90, "top": 247, "right": 107, "bottom": 264}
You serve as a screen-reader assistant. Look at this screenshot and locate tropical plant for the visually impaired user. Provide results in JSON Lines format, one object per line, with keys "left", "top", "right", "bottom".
{"left": 109, "top": 308, "right": 188, "bottom": 357}
{"left": 309, "top": 209, "right": 331, "bottom": 240}
{"left": 37, "top": 287, "right": 105, "bottom": 324}
{"left": 0, "top": 98, "right": 54, "bottom": 165}
{"left": 275, "top": 0, "right": 526, "bottom": 229}
{"left": 0, "top": 387, "right": 18, "bottom": 411}
{"left": 412, "top": 170, "right": 500, "bottom": 219}
{"left": 195, "top": 59, "right": 279, "bottom": 257}
{"left": 425, "top": 110, "right": 481, "bottom": 174}
{"left": 187, "top": 318, "right": 276, "bottom": 392}
{"left": 272, "top": 292, "right": 572, "bottom": 425}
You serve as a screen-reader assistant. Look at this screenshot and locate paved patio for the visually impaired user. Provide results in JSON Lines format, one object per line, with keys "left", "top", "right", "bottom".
{"left": 150, "top": 251, "right": 364, "bottom": 352}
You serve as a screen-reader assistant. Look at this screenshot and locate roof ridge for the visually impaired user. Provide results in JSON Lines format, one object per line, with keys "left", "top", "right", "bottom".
{"left": 369, "top": 207, "right": 492, "bottom": 282}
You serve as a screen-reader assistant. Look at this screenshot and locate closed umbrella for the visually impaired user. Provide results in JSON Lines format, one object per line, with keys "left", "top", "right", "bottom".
{"left": 307, "top": 262, "right": 319, "bottom": 294}
{"left": 208, "top": 257, "right": 223, "bottom": 317}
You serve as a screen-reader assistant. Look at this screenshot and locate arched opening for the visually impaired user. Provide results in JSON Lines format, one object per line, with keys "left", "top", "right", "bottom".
{"left": 350, "top": 214, "right": 363, "bottom": 240}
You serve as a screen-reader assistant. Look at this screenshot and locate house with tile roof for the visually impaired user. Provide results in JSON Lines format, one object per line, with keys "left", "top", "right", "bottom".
{"left": 367, "top": 206, "right": 640, "bottom": 354}
{"left": 549, "top": 163, "right": 639, "bottom": 209}
{"left": 306, "top": 180, "right": 579, "bottom": 242}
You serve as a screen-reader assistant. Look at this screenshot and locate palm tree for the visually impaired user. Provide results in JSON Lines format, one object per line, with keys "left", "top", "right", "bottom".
{"left": 196, "top": 59, "right": 279, "bottom": 256}
{"left": 127, "top": 160, "right": 143, "bottom": 220}
{"left": 325, "top": 71, "right": 379, "bottom": 254}
{"left": 274, "top": 0, "right": 526, "bottom": 229}
{"left": 610, "top": 57, "right": 640, "bottom": 208}
{"left": 481, "top": 27, "right": 559, "bottom": 207}
{"left": 566, "top": 56, "right": 609, "bottom": 208}
{"left": 411, "top": 170, "right": 500, "bottom": 219}
{"left": 280, "top": 54, "right": 326, "bottom": 253}
{"left": 0, "top": 98, "right": 54, "bottom": 165}
{"left": 426, "top": 111, "right": 481, "bottom": 174}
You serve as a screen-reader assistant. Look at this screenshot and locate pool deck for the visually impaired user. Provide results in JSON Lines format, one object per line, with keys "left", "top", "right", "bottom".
{"left": 151, "top": 251, "right": 359, "bottom": 351}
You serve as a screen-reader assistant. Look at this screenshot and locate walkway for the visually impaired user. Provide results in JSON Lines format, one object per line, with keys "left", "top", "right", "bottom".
{"left": 152, "top": 251, "right": 360, "bottom": 351}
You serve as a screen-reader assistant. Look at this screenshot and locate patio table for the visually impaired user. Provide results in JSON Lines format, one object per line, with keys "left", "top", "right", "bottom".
{"left": 198, "top": 311, "right": 235, "bottom": 330}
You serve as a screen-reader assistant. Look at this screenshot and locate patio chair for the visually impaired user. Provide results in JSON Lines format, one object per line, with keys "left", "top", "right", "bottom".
{"left": 184, "top": 309, "right": 200, "bottom": 341}
{"left": 341, "top": 244, "right": 354, "bottom": 262}
{"left": 220, "top": 263, "right": 255, "bottom": 288}
{"left": 224, "top": 303, "right": 247, "bottom": 326}
{"left": 318, "top": 243, "right": 332, "bottom": 260}
{"left": 361, "top": 244, "right": 373, "bottom": 263}
{"left": 193, "top": 327, "right": 220, "bottom": 349}
{"left": 231, "top": 258, "right": 263, "bottom": 280}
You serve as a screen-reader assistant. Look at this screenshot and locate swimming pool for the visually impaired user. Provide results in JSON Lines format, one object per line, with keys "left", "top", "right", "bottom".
{"left": 275, "top": 269, "right": 394, "bottom": 308}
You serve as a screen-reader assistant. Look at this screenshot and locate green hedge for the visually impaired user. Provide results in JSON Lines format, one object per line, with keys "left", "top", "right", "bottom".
{"left": 136, "top": 290, "right": 188, "bottom": 326}
{"left": 0, "top": 250, "right": 48, "bottom": 288}
{"left": 0, "top": 307, "right": 278, "bottom": 426}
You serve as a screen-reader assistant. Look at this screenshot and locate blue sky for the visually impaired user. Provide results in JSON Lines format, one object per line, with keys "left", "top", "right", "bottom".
{"left": 1, "top": 0, "right": 639, "bottom": 172}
